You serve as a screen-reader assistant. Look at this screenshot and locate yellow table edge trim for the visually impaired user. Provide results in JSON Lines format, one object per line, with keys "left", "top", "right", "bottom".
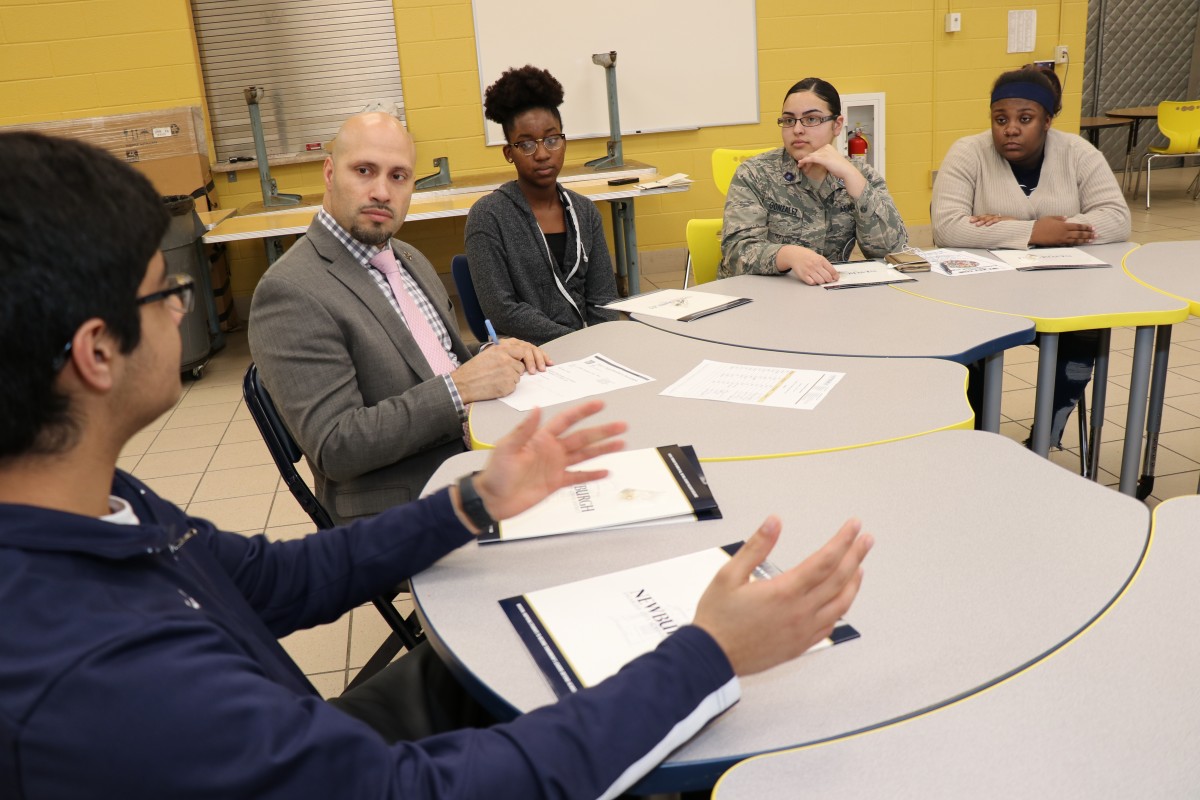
{"left": 711, "top": 495, "right": 1161, "bottom": 795}
{"left": 1121, "top": 245, "right": 1200, "bottom": 317}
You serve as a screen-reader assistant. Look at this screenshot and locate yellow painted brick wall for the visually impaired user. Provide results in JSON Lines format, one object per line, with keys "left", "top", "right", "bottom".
{"left": 0, "top": 0, "right": 203, "bottom": 123}
{"left": 2, "top": 0, "right": 1087, "bottom": 296}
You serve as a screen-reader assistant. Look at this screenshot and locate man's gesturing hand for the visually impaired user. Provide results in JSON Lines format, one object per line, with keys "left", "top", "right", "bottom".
{"left": 694, "top": 516, "right": 872, "bottom": 676}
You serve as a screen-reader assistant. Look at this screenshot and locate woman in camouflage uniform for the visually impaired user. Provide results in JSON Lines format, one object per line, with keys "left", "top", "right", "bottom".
{"left": 721, "top": 77, "right": 908, "bottom": 285}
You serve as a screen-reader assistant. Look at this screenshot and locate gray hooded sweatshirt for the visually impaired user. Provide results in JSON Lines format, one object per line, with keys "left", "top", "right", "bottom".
{"left": 465, "top": 181, "right": 619, "bottom": 345}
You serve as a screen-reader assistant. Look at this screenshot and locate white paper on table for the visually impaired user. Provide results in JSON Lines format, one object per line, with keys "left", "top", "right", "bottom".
{"left": 498, "top": 353, "right": 653, "bottom": 412}
{"left": 603, "top": 289, "right": 750, "bottom": 321}
{"left": 920, "top": 248, "right": 1015, "bottom": 276}
{"left": 822, "top": 261, "right": 916, "bottom": 289}
{"left": 660, "top": 359, "right": 844, "bottom": 410}
{"left": 989, "top": 247, "right": 1109, "bottom": 270}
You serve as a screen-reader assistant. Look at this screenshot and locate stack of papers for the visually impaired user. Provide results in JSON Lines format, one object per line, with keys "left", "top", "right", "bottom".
{"left": 638, "top": 172, "right": 692, "bottom": 190}
{"left": 501, "top": 543, "right": 861, "bottom": 695}
{"left": 481, "top": 445, "right": 720, "bottom": 544}
{"left": 989, "top": 247, "right": 1110, "bottom": 271}
{"left": 823, "top": 261, "right": 916, "bottom": 289}
{"left": 604, "top": 289, "right": 751, "bottom": 321}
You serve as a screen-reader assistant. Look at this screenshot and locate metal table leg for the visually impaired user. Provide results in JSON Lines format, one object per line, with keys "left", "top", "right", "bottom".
{"left": 981, "top": 350, "right": 1004, "bottom": 433}
{"left": 1077, "top": 394, "right": 1089, "bottom": 477}
{"left": 1119, "top": 326, "right": 1155, "bottom": 495}
{"left": 265, "top": 236, "right": 286, "bottom": 265}
{"left": 609, "top": 202, "right": 628, "bottom": 296}
{"left": 1121, "top": 119, "right": 1140, "bottom": 193}
{"left": 1136, "top": 324, "right": 1172, "bottom": 500}
{"left": 1087, "top": 329, "right": 1111, "bottom": 482}
{"left": 1031, "top": 333, "right": 1058, "bottom": 457}
{"left": 613, "top": 198, "right": 641, "bottom": 295}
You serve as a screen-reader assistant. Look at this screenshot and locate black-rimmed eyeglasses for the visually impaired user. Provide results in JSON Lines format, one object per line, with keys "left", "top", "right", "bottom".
{"left": 51, "top": 274, "right": 196, "bottom": 372}
{"left": 508, "top": 134, "right": 567, "bottom": 156}
{"left": 777, "top": 114, "right": 837, "bottom": 128}
{"left": 138, "top": 273, "right": 195, "bottom": 315}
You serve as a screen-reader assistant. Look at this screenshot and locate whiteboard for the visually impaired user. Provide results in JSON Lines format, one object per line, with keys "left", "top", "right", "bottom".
{"left": 472, "top": 0, "right": 759, "bottom": 146}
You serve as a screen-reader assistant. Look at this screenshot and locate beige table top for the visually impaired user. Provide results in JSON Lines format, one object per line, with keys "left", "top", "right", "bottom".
{"left": 203, "top": 170, "right": 685, "bottom": 244}
{"left": 231, "top": 160, "right": 658, "bottom": 217}
{"left": 196, "top": 208, "right": 236, "bottom": 231}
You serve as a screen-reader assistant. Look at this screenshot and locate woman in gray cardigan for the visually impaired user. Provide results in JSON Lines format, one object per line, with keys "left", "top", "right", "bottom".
{"left": 465, "top": 66, "right": 618, "bottom": 346}
{"left": 931, "top": 67, "right": 1131, "bottom": 447}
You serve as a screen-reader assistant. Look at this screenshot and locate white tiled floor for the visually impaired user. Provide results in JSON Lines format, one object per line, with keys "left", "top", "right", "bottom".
{"left": 128, "top": 165, "right": 1200, "bottom": 697}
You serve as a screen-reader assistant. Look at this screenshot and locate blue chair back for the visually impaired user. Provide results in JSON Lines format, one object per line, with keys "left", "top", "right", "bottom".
{"left": 451, "top": 254, "right": 489, "bottom": 342}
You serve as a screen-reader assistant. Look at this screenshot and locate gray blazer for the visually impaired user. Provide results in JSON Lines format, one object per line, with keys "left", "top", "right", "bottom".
{"left": 248, "top": 220, "right": 471, "bottom": 523}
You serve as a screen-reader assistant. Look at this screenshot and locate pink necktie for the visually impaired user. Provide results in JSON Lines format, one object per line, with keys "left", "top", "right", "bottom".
{"left": 369, "top": 248, "right": 456, "bottom": 376}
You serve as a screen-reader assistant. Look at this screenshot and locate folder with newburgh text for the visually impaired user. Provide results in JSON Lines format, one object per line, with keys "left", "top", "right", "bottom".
{"left": 501, "top": 542, "right": 860, "bottom": 696}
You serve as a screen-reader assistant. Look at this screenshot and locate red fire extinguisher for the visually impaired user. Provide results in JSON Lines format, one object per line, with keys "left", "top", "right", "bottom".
{"left": 847, "top": 126, "right": 869, "bottom": 166}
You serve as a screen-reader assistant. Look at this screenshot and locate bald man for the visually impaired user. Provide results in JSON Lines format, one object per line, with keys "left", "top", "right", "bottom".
{"left": 250, "top": 114, "right": 549, "bottom": 524}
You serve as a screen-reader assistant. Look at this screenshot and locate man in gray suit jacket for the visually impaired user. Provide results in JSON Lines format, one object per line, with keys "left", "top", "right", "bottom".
{"left": 250, "top": 113, "right": 548, "bottom": 523}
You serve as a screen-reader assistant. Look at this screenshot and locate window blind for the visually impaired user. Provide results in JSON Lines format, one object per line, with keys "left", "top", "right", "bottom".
{"left": 191, "top": 0, "right": 406, "bottom": 162}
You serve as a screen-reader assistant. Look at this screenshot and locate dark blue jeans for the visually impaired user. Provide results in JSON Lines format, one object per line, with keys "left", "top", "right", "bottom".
{"left": 1043, "top": 329, "right": 1101, "bottom": 447}
{"left": 967, "top": 329, "right": 1100, "bottom": 447}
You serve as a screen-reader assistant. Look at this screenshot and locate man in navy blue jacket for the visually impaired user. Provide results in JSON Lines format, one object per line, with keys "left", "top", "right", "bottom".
{"left": 0, "top": 132, "right": 873, "bottom": 800}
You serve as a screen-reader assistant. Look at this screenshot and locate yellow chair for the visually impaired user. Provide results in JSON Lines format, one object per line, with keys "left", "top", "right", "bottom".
{"left": 1136, "top": 100, "right": 1200, "bottom": 208}
{"left": 683, "top": 218, "right": 723, "bottom": 287}
{"left": 712, "top": 147, "right": 773, "bottom": 196}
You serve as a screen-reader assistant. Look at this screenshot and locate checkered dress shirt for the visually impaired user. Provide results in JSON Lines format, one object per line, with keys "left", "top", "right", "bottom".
{"left": 316, "top": 209, "right": 465, "bottom": 419}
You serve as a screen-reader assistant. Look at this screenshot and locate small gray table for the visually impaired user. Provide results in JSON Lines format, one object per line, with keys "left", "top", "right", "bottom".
{"left": 412, "top": 431, "right": 1149, "bottom": 794}
{"left": 468, "top": 321, "right": 973, "bottom": 459}
{"left": 1078, "top": 115, "right": 1133, "bottom": 149}
{"left": 629, "top": 274, "right": 1034, "bottom": 433}
{"left": 893, "top": 243, "right": 1189, "bottom": 493}
{"left": 1106, "top": 105, "right": 1160, "bottom": 192}
{"left": 714, "top": 494, "right": 1197, "bottom": 799}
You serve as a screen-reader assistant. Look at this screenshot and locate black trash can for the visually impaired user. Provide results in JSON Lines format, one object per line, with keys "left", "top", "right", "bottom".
{"left": 161, "top": 195, "right": 223, "bottom": 377}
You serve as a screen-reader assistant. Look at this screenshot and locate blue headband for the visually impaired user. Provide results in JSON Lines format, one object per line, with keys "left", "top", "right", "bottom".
{"left": 991, "top": 81, "right": 1056, "bottom": 117}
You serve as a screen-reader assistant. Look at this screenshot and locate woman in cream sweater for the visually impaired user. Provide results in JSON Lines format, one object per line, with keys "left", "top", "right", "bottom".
{"left": 932, "top": 68, "right": 1130, "bottom": 249}
{"left": 931, "top": 67, "right": 1131, "bottom": 448}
